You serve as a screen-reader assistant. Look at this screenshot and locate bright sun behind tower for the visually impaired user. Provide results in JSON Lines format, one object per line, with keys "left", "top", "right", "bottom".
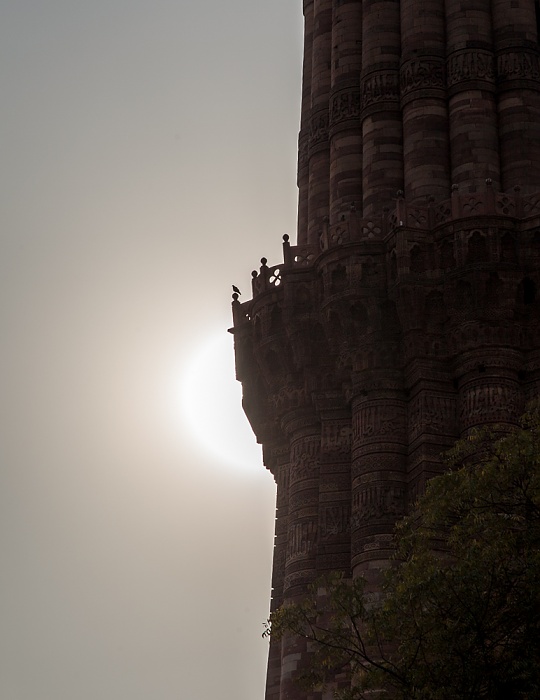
{"left": 178, "top": 329, "right": 262, "bottom": 474}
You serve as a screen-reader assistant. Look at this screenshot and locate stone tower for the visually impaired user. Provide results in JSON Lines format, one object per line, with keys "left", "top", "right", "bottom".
{"left": 230, "top": 2, "right": 540, "bottom": 699}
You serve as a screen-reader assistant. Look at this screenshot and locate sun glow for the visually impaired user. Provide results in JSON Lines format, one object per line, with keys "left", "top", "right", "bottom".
{"left": 178, "top": 330, "right": 263, "bottom": 474}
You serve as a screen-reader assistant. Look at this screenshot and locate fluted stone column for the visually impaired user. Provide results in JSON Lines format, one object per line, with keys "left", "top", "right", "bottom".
{"left": 361, "top": 0, "right": 403, "bottom": 216}
{"left": 297, "top": 0, "right": 314, "bottom": 244}
{"left": 405, "top": 363, "right": 457, "bottom": 504}
{"left": 307, "top": 0, "right": 332, "bottom": 244}
{"left": 456, "top": 350, "right": 525, "bottom": 435}
{"left": 492, "top": 0, "right": 540, "bottom": 193}
{"left": 400, "top": 0, "right": 450, "bottom": 203}
{"left": 315, "top": 394, "right": 351, "bottom": 576}
{"left": 280, "top": 413, "right": 320, "bottom": 700}
{"left": 329, "top": 0, "right": 363, "bottom": 222}
{"left": 351, "top": 370, "right": 408, "bottom": 586}
{"left": 265, "top": 447, "right": 291, "bottom": 700}
{"left": 445, "top": 0, "right": 500, "bottom": 189}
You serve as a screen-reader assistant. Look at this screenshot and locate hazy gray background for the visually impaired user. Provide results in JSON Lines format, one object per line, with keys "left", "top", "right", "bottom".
{"left": 0, "top": 2, "right": 302, "bottom": 698}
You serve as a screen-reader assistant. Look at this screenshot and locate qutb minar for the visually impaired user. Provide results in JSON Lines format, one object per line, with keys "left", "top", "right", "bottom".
{"left": 230, "top": 1, "right": 540, "bottom": 698}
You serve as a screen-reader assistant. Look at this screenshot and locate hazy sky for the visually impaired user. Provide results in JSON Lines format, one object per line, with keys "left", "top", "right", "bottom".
{"left": 0, "top": 2, "right": 303, "bottom": 698}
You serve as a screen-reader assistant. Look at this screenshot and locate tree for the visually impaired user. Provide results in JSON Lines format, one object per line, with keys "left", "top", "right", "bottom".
{"left": 266, "top": 405, "right": 540, "bottom": 699}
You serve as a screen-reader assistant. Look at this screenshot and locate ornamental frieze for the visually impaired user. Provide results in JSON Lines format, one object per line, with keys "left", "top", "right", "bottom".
{"left": 329, "top": 89, "right": 361, "bottom": 126}
{"left": 400, "top": 57, "right": 445, "bottom": 97}
{"left": 320, "top": 505, "right": 351, "bottom": 539}
{"left": 283, "top": 570, "right": 312, "bottom": 591}
{"left": 351, "top": 483, "right": 406, "bottom": 525}
{"left": 459, "top": 384, "right": 522, "bottom": 427}
{"left": 361, "top": 70, "right": 400, "bottom": 108}
{"left": 286, "top": 519, "right": 317, "bottom": 561}
{"left": 408, "top": 393, "right": 456, "bottom": 441}
{"left": 308, "top": 109, "right": 329, "bottom": 147}
{"left": 497, "top": 50, "right": 540, "bottom": 82}
{"left": 270, "top": 386, "right": 307, "bottom": 412}
{"left": 320, "top": 421, "right": 352, "bottom": 454}
{"left": 275, "top": 462, "right": 290, "bottom": 492}
{"left": 298, "top": 129, "right": 309, "bottom": 169}
{"left": 352, "top": 404, "right": 407, "bottom": 442}
{"left": 290, "top": 438, "right": 320, "bottom": 484}
{"left": 447, "top": 50, "right": 495, "bottom": 87}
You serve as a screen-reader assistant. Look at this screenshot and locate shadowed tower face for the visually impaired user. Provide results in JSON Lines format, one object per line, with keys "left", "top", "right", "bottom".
{"left": 231, "top": 2, "right": 540, "bottom": 699}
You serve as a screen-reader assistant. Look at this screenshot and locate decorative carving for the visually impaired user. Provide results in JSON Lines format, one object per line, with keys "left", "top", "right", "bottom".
{"left": 361, "top": 70, "right": 400, "bottom": 108}
{"left": 408, "top": 394, "right": 456, "bottom": 441}
{"left": 268, "top": 266, "right": 281, "bottom": 288}
{"left": 283, "top": 570, "right": 312, "bottom": 591}
{"left": 434, "top": 200, "right": 452, "bottom": 224}
{"left": 497, "top": 50, "right": 540, "bottom": 82}
{"left": 362, "top": 220, "right": 382, "bottom": 239}
{"left": 330, "top": 89, "right": 361, "bottom": 126}
{"left": 309, "top": 110, "right": 329, "bottom": 148}
{"left": 522, "top": 193, "right": 540, "bottom": 216}
{"left": 496, "top": 194, "right": 516, "bottom": 217}
{"left": 462, "top": 195, "right": 485, "bottom": 216}
{"left": 407, "top": 207, "right": 429, "bottom": 229}
{"left": 459, "top": 384, "right": 522, "bottom": 427}
{"left": 270, "top": 387, "right": 307, "bottom": 412}
{"left": 400, "top": 57, "right": 445, "bottom": 98}
{"left": 448, "top": 323, "right": 524, "bottom": 356}
{"left": 320, "top": 505, "right": 351, "bottom": 539}
{"left": 329, "top": 223, "right": 349, "bottom": 246}
{"left": 352, "top": 404, "right": 407, "bottom": 442}
{"left": 290, "top": 438, "right": 320, "bottom": 484}
{"left": 288, "top": 493, "right": 319, "bottom": 514}
{"left": 293, "top": 249, "right": 316, "bottom": 266}
{"left": 351, "top": 484, "right": 406, "bottom": 525}
{"left": 298, "top": 129, "right": 309, "bottom": 169}
{"left": 286, "top": 519, "right": 317, "bottom": 561}
{"left": 276, "top": 463, "right": 290, "bottom": 492}
{"left": 447, "top": 50, "right": 495, "bottom": 87}
{"left": 272, "top": 545, "right": 287, "bottom": 575}
{"left": 321, "top": 422, "right": 352, "bottom": 454}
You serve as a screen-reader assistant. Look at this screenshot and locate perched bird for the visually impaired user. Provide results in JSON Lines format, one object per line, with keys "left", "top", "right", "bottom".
{"left": 232, "top": 285, "right": 241, "bottom": 295}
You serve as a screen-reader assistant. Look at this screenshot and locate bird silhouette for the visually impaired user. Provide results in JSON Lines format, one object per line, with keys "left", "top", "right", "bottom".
{"left": 232, "top": 285, "right": 241, "bottom": 295}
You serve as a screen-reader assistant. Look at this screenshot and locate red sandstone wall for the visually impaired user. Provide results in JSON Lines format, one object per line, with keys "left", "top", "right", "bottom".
{"left": 297, "top": 0, "right": 540, "bottom": 246}
{"left": 234, "top": 3, "right": 540, "bottom": 699}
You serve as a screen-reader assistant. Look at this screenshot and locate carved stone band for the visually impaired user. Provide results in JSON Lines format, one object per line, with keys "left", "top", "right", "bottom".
{"left": 400, "top": 57, "right": 445, "bottom": 104}
{"left": 298, "top": 129, "right": 309, "bottom": 170}
{"left": 308, "top": 109, "right": 330, "bottom": 154}
{"left": 329, "top": 89, "right": 361, "bottom": 128}
{"left": 446, "top": 49, "right": 495, "bottom": 92}
{"left": 497, "top": 49, "right": 540, "bottom": 87}
{"left": 361, "top": 69, "right": 400, "bottom": 109}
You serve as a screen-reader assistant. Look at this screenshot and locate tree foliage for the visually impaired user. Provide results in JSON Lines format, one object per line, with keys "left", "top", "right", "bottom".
{"left": 266, "top": 405, "right": 540, "bottom": 699}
